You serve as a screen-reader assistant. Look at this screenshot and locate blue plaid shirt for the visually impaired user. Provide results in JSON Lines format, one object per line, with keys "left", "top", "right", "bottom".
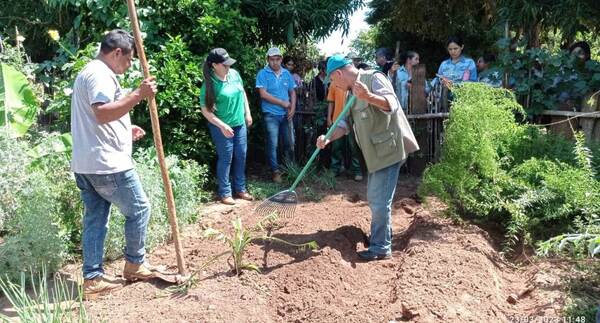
{"left": 437, "top": 56, "right": 477, "bottom": 83}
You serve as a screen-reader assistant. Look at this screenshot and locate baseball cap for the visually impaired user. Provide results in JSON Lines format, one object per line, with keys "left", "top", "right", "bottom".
{"left": 375, "top": 47, "right": 392, "bottom": 59}
{"left": 346, "top": 51, "right": 362, "bottom": 60}
{"left": 266, "top": 47, "right": 282, "bottom": 57}
{"left": 207, "top": 48, "right": 236, "bottom": 65}
{"left": 325, "top": 54, "right": 352, "bottom": 83}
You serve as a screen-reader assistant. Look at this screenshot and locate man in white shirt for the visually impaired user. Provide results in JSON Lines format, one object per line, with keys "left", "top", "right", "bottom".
{"left": 71, "top": 29, "right": 158, "bottom": 299}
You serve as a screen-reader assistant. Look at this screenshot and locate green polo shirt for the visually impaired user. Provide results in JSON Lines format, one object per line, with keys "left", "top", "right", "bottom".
{"left": 199, "top": 69, "right": 246, "bottom": 127}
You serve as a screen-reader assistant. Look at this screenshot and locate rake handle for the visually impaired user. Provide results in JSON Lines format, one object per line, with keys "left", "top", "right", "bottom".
{"left": 289, "top": 95, "right": 356, "bottom": 191}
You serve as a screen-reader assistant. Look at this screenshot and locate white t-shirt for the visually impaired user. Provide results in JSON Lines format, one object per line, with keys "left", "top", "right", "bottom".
{"left": 70, "top": 59, "right": 134, "bottom": 174}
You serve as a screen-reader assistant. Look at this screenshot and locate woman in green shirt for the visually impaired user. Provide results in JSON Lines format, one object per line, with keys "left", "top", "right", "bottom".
{"left": 200, "top": 48, "right": 253, "bottom": 205}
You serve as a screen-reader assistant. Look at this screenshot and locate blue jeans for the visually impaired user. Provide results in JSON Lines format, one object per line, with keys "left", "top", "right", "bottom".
{"left": 75, "top": 169, "right": 150, "bottom": 280}
{"left": 208, "top": 123, "right": 248, "bottom": 198}
{"left": 366, "top": 160, "right": 403, "bottom": 255}
{"left": 264, "top": 113, "right": 291, "bottom": 172}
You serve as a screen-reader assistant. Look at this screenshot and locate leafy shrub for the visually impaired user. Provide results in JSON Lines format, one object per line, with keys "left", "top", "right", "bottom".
{"left": 0, "top": 132, "right": 209, "bottom": 279}
{"left": 0, "top": 149, "right": 71, "bottom": 281}
{"left": 496, "top": 41, "right": 600, "bottom": 114}
{"left": 420, "top": 83, "right": 600, "bottom": 254}
{"left": 131, "top": 35, "right": 214, "bottom": 165}
{"left": 104, "top": 147, "right": 210, "bottom": 260}
{"left": 0, "top": 135, "right": 30, "bottom": 231}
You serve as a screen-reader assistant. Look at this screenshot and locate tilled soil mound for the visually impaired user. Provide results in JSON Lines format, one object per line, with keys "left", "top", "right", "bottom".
{"left": 9, "top": 177, "right": 567, "bottom": 322}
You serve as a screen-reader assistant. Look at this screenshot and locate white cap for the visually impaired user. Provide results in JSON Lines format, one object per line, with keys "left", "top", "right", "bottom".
{"left": 267, "top": 47, "right": 282, "bottom": 57}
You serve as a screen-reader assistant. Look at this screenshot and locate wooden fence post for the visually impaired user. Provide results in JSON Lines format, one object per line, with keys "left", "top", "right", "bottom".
{"left": 407, "top": 64, "right": 429, "bottom": 175}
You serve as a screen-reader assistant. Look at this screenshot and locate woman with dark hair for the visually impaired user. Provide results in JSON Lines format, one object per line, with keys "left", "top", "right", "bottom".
{"left": 569, "top": 41, "right": 591, "bottom": 62}
{"left": 283, "top": 56, "right": 303, "bottom": 87}
{"left": 477, "top": 53, "right": 502, "bottom": 87}
{"left": 435, "top": 36, "right": 477, "bottom": 89}
{"left": 394, "top": 51, "right": 420, "bottom": 111}
{"left": 200, "top": 48, "right": 253, "bottom": 205}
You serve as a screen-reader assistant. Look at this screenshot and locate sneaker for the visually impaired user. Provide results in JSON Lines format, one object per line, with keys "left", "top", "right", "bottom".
{"left": 235, "top": 192, "right": 253, "bottom": 201}
{"left": 221, "top": 196, "right": 235, "bottom": 205}
{"left": 354, "top": 174, "right": 363, "bottom": 182}
{"left": 272, "top": 171, "right": 283, "bottom": 183}
{"left": 357, "top": 250, "right": 391, "bottom": 261}
{"left": 123, "top": 261, "right": 156, "bottom": 282}
{"left": 83, "top": 275, "right": 123, "bottom": 300}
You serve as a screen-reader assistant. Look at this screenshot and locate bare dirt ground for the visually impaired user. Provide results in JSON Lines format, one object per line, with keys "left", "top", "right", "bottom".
{"left": 1, "top": 177, "right": 572, "bottom": 322}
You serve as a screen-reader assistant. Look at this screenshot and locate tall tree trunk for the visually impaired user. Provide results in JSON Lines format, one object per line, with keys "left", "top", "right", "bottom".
{"left": 527, "top": 22, "right": 541, "bottom": 48}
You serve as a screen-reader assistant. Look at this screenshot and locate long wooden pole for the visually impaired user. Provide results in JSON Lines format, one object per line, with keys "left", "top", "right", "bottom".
{"left": 125, "top": 0, "right": 187, "bottom": 275}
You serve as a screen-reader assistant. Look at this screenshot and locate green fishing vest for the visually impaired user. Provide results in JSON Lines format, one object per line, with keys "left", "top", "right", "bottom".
{"left": 350, "top": 70, "right": 419, "bottom": 173}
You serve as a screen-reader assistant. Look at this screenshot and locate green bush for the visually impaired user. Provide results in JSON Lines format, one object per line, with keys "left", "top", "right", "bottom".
{"left": 496, "top": 43, "right": 600, "bottom": 114}
{"left": 0, "top": 136, "right": 71, "bottom": 281}
{"left": 0, "top": 135, "right": 30, "bottom": 232}
{"left": 131, "top": 35, "right": 214, "bottom": 164}
{"left": 420, "top": 83, "right": 600, "bottom": 254}
{"left": 0, "top": 132, "right": 209, "bottom": 279}
{"left": 104, "top": 147, "right": 210, "bottom": 260}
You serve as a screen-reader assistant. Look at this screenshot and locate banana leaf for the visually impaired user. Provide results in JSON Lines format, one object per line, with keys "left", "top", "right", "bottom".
{"left": 0, "top": 63, "right": 39, "bottom": 138}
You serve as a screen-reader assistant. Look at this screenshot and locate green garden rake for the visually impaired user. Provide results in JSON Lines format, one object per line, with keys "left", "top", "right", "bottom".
{"left": 255, "top": 95, "right": 357, "bottom": 219}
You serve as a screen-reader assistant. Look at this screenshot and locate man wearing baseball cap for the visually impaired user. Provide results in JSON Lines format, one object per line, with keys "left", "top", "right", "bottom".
{"left": 346, "top": 51, "right": 363, "bottom": 68}
{"left": 255, "top": 47, "right": 297, "bottom": 183}
{"left": 316, "top": 54, "right": 419, "bottom": 261}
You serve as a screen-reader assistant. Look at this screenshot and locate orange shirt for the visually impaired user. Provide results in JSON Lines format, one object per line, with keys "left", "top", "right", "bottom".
{"left": 326, "top": 85, "right": 348, "bottom": 121}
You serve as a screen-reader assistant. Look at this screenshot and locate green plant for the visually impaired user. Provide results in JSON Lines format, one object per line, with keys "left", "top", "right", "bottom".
{"left": 0, "top": 131, "right": 209, "bottom": 280}
{"left": 131, "top": 35, "right": 213, "bottom": 163}
{"left": 0, "top": 267, "right": 88, "bottom": 323}
{"left": 496, "top": 43, "right": 600, "bottom": 114}
{"left": 420, "top": 83, "right": 600, "bottom": 252}
{"left": 0, "top": 134, "right": 30, "bottom": 231}
{"left": 169, "top": 213, "right": 318, "bottom": 295}
{"left": 247, "top": 180, "right": 286, "bottom": 200}
{"left": 104, "top": 147, "right": 210, "bottom": 260}
{"left": 281, "top": 161, "right": 337, "bottom": 192}
{"left": 41, "top": 42, "right": 100, "bottom": 133}
{"left": 203, "top": 214, "right": 318, "bottom": 276}
{"left": 0, "top": 62, "right": 39, "bottom": 137}
{"left": 0, "top": 168, "right": 71, "bottom": 281}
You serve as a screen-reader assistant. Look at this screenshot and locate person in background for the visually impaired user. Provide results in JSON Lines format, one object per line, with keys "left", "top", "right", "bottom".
{"left": 555, "top": 41, "right": 593, "bottom": 106}
{"left": 312, "top": 60, "right": 328, "bottom": 102}
{"left": 200, "top": 48, "right": 253, "bottom": 205}
{"left": 346, "top": 51, "right": 364, "bottom": 68}
{"left": 476, "top": 53, "right": 502, "bottom": 87}
{"left": 375, "top": 47, "right": 394, "bottom": 77}
{"left": 326, "top": 80, "right": 364, "bottom": 181}
{"left": 394, "top": 51, "right": 421, "bottom": 112}
{"left": 356, "top": 62, "right": 371, "bottom": 70}
{"left": 435, "top": 36, "right": 477, "bottom": 89}
{"left": 569, "top": 41, "right": 591, "bottom": 63}
{"left": 256, "top": 47, "right": 297, "bottom": 183}
{"left": 283, "top": 56, "right": 303, "bottom": 88}
{"left": 70, "top": 29, "right": 160, "bottom": 299}
{"left": 316, "top": 54, "right": 419, "bottom": 261}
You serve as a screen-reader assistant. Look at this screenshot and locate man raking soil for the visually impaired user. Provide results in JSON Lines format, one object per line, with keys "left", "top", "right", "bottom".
{"left": 315, "top": 54, "right": 419, "bottom": 261}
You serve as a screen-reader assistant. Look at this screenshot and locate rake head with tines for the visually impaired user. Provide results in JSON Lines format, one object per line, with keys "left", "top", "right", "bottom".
{"left": 254, "top": 96, "right": 356, "bottom": 220}
{"left": 254, "top": 189, "right": 297, "bottom": 220}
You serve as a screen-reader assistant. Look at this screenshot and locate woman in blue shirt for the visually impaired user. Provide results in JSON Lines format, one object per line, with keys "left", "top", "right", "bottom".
{"left": 436, "top": 36, "right": 477, "bottom": 89}
{"left": 394, "top": 51, "right": 421, "bottom": 112}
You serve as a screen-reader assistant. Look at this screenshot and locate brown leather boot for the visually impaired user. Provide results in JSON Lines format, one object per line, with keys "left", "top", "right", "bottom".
{"left": 235, "top": 192, "right": 254, "bottom": 201}
{"left": 123, "top": 261, "right": 156, "bottom": 282}
{"left": 83, "top": 275, "right": 124, "bottom": 300}
{"left": 221, "top": 196, "right": 235, "bottom": 205}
